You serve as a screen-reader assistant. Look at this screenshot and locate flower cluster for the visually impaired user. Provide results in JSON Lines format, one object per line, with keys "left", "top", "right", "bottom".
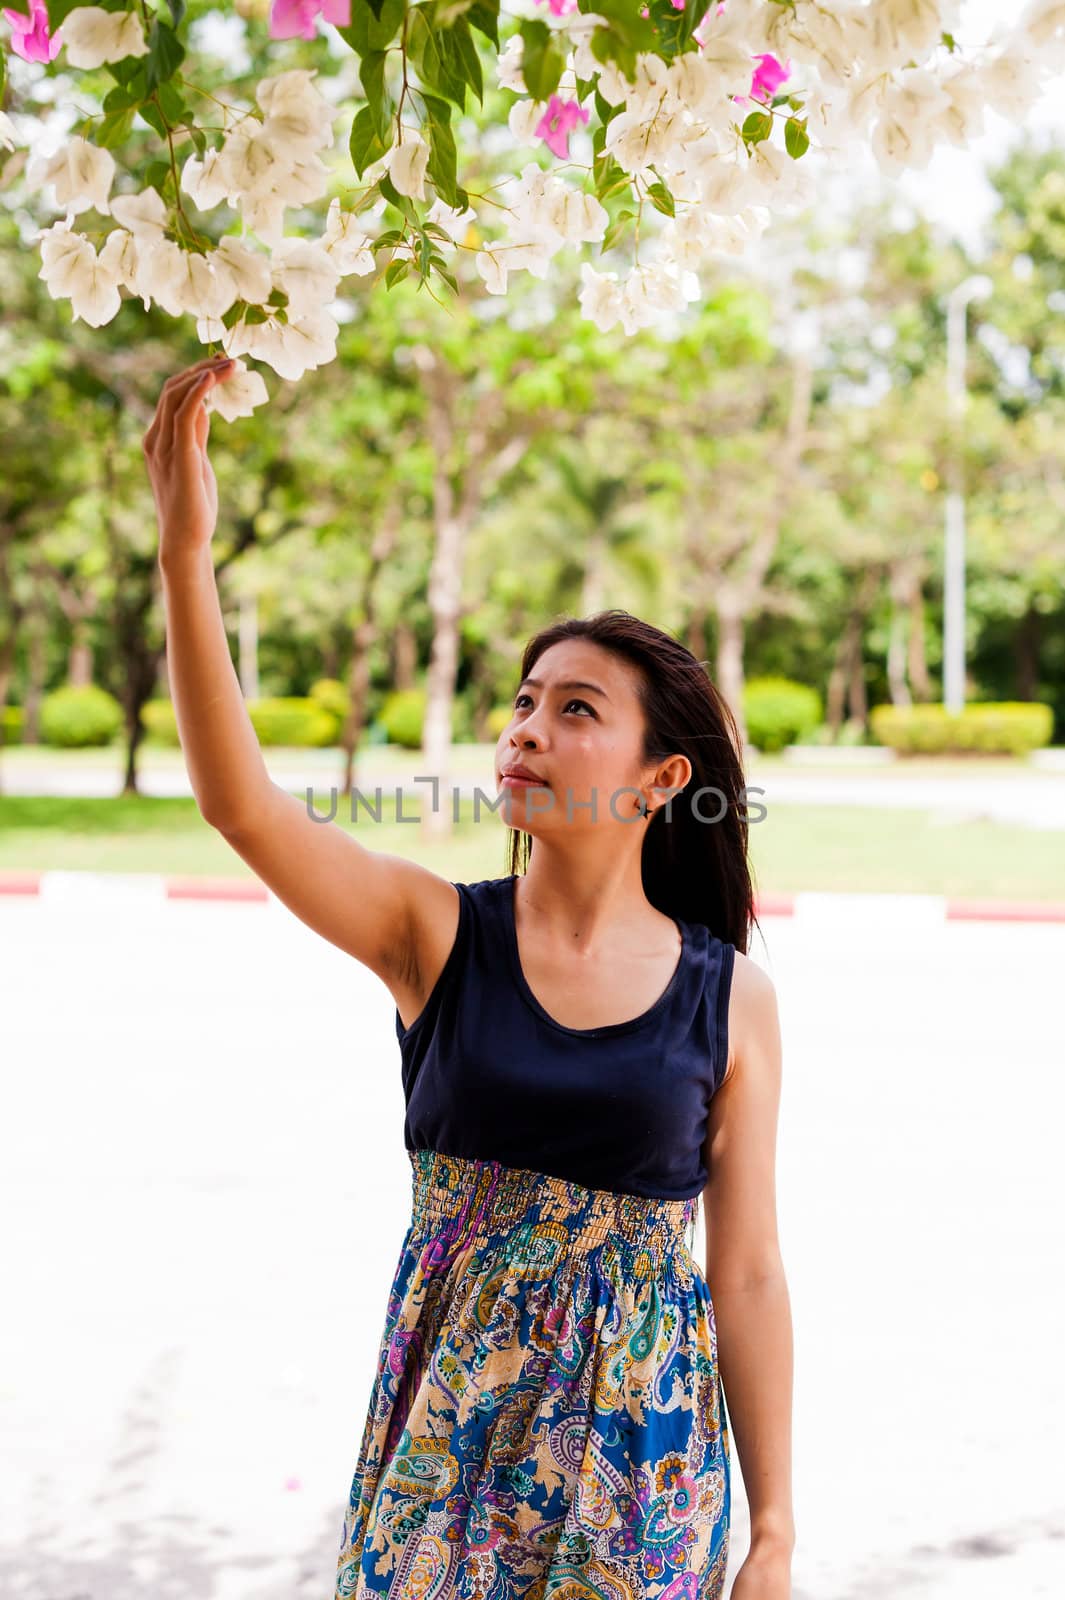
{"left": 2, "top": 0, "right": 1064, "bottom": 415}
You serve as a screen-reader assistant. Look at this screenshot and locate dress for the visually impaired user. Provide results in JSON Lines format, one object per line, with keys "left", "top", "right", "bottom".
{"left": 335, "top": 875, "right": 737, "bottom": 1600}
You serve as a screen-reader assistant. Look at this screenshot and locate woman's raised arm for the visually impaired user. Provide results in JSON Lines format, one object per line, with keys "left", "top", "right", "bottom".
{"left": 143, "top": 356, "right": 452, "bottom": 994}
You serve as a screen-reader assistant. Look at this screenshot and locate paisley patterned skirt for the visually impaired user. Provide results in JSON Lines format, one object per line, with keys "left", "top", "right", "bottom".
{"left": 335, "top": 1147, "right": 731, "bottom": 1600}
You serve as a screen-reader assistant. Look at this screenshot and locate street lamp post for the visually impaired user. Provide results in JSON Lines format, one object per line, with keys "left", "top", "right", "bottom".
{"left": 943, "top": 273, "right": 992, "bottom": 713}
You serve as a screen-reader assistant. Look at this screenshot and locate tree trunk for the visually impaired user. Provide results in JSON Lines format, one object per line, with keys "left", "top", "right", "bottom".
{"left": 908, "top": 577, "right": 932, "bottom": 702}
{"left": 886, "top": 561, "right": 913, "bottom": 708}
{"left": 393, "top": 620, "right": 417, "bottom": 690}
{"left": 340, "top": 504, "right": 400, "bottom": 801}
{"left": 1015, "top": 603, "right": 1041, "bottom": 700}
{"left": 716, "top": 602, "right": 747, "bottom": 748}
{"left": 21, "top": 584, "right": 48, "bottom": 744}
{"left": 68, "top": 626, "right": 94, "bottom": 688}
{"left": 238, "top": 592, "right": 260, "bottom": 701}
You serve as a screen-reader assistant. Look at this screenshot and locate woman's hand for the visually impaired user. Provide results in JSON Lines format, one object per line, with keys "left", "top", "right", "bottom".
{"left": 142, "top": 354, "right": 233, "bottom": 564}
{"left": 729, "top": 1540, "right": 793, "bottom": 1599}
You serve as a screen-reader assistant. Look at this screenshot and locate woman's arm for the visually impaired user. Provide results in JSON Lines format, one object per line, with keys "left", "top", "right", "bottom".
{"left": 143, "top": 357, "right": 447, "bottom": 992}
{"left": 702, "top": 953, "right": 795, "bottom": 1585}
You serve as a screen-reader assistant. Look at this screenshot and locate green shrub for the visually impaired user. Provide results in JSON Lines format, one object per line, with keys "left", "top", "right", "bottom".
{"left": 247, "top": 697, "right": 338, "bottom": 746}
{"left": 1, "top": 705, "right": 24, "bottom": 745}
{"left": 140, "top": 698, "right": 180, "bottom": 746}
{"left": 743, "top": 676, "right": 822, "bottom": 753}
{"left": 308, "top": 677, "right": 350, "bottom": 736}
{"left": 379, "top": 687, "right": 426, "bottom": 749}
{"left": 40, "top": 684, "right": 123, "bottom": 748}
{"left": 870, "top": 702, "right": 1053, "bottom": 756}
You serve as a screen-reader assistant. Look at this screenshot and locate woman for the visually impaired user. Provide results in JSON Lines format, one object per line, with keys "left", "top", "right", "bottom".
{"left": 144, "top": 355, "right": 795, "bottom": 1599}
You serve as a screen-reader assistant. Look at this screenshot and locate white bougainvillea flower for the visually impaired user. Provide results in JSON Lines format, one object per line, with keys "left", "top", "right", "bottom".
{"left": 97, "top": 226, "right": 142, "bottom": 296}
{"left": 507, "top": 98, "right": 547, "bottom": 145}
{"left": 270, "top": 236, "right": 341, "bottom": 317}
{"left": 496, "top": 34, "right": 526, "bottom": 93}
{"left": 386, "top": 130, "right": 429, "bottom": 200}
{"left": 1024, "top": 0, "right": 1065, "bottom": 46}
{"left": 867, "top": 0, "right": 956, "bottom": 70}
{"left": 619, "top": 263, "right": 680, "bottom": 336}
{"left": 29, "top": 135, "right": 115, "bottom": 214}
{"left": 577, "top": 262, "right": 625, "bottom": 333}
{"left": 212, "top": 236, "right": 273, "bottom": 305}
{"left": 169, "top": 249, "right": 240, "bottom": 319}
{"left": 132, "top": 237, "right": 191, "bottom": 315}
{"left": 0, "top": 110, "right": 22, "bottom": 150}
{"left": 935, "top": 64, "right": 987, "bottom": 145}
{"left": 218, "top": 119, "right": 288, "bottom": 197}
{"left": 321, "top": 197, "right": 376, "bottom": 275}
{"left": 230, "top": 305, "right": 339, "bottom": 381}
{"left": 61, "top": 6, "right": 148, "bottom": 69}
{"left": 270, "top": 153, "right": 330, "bottom": 206}
{"left": 37, "top": 218, "right": 93, "bottom": 292}
{"left": 978, "top": 38, "right": 1048, "bottom": 120}
{"left": 475, "top": 247, "right": 508, "bottom": 295}
{"left": 870, "top": 67, "right": 951, "bottom": 174}
{"left": 181, "top": 148, "right": 231, "bottom": 212}
{"left": 37, "top": 218, "right": 122, "bottom": 325}
{"left": 425, "top": 196, "right": 477, "bottom": 244}
{"left": 109, "top": 186, "right": 168, "bottom": 239}
{"left": 256, "top": 68, "right": 336, "bottom": 159}
{"left": 204, "top": 356, "right": 269, "bottom": 422}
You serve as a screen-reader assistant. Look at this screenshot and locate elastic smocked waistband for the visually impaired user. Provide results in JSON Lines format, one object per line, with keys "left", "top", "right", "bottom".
{"left": 407, "top": 1146, "right": 698, "bottom": 1280}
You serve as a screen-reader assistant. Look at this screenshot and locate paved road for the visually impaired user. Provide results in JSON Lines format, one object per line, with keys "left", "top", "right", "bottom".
{"left": 1, "top": 892, "right": 1063, "bottom": 1597}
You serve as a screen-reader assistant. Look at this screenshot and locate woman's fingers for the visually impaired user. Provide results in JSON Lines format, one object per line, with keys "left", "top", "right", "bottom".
{"left": 174, "top": 366, "right": 222, "bottom": 458}
{"left": 144, "top": 356, "right": 231, "bottom": 456}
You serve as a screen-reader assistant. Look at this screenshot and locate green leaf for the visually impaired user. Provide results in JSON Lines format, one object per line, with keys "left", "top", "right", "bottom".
{"left": 741, "top": 110, "right": 773, "bottom": 145}
{"left": 423, "top": 92, "right": 458, "bottom": 209}
{"left": 188, "top": 125, "right": 207, "bottom": 159}
{"left": 379, "top": 170, "right": 417, "bottom": 220}
{"left": 406, "top": 6, "right": 446, "bottom": 93}
{"left": 145, "top": 20, "right": 185, "bottom": 94}
{"left": 168, "top": 0, "right": 186, "bottom": 28}
{"left": 784, "top": 115, "right": 809, "bottom": 159}
{"left": 96, "top": 107, "right": 137, "bottom": 149}
{"left": 338, "top": 0, "right": 406, "bottom": 56}
{"left": 370, "top": 228, "right": 406, "bottom": 250}
{"left": 359, "top": 49, "right": 393, "bottom": 143}
{"left": 601, "top": 208, "right": 634, "bottom": 253}
{"left": 157, "top": 80, "right": 187, "bottom": 126}
{"left": 465, "top": 0, "right": 499, "bottom": 48}
{"left": 519, "top": 20, "right": 565, "bottom": 102}
{"left": 349, "top": 104, "right": 393, "bottom": 177}
{"left": 144, "top": 159, "right": 173, "bottom": 199}
{"left": 103, "top": 84, "right": 138, "bottom": 114}
{"left": 385, "top": 258, "right": 411, "bottom": 288}
{"left": 646, "top": 180, "right": 675, "bottom": 217}
{"left": 138, "top": 101, "right": 170, "bottom": 141}
{"left": 443, "top": 18, "right": 484, "bottom": 107}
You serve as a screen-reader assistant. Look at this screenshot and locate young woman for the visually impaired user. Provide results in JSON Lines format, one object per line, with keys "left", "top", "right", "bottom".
{"left": 144, "top": 355, "right": 794, "bottom": 1600}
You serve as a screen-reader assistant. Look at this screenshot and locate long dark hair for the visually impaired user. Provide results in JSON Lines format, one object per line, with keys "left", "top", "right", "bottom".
{"left": 503, "top": 609, "right": 757, "bottom": 955}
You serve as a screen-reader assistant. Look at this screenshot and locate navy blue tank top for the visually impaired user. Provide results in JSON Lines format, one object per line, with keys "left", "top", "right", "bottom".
{"left": 398, "top": 875, "right": 736, "bottom": 1201}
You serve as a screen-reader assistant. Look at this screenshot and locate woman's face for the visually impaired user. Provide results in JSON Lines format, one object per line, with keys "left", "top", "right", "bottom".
{"left": 494, "top": 639, "right": 688, "bottom": 838}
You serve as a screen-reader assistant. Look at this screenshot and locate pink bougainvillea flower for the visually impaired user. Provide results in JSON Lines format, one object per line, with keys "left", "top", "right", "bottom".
{"left": 268, "top": 0, "right": 349, "bottom": 41}
{"left": 534, "top": 0, "right": 579, "bottom": 15}
{"left": 750, "top": 52, "right": 791, "bottom": 102}
{"left": 2, "top": 0, "right": 62, "bottom": 64}
{"left": 534, "top": 93, "right": 590, "bottom": 160}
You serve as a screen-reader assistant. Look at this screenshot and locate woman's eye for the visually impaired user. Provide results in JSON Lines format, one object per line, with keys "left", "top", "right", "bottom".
{"left": 512, "top": 694, "right": 593, "bottom": 716}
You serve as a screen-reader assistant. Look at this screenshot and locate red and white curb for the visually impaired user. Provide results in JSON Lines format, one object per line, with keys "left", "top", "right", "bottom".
{"left": 1, "top": 871, "right": 1064, "bottom": 924}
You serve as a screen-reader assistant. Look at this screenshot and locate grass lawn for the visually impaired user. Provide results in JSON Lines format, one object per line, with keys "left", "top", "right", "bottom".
{"left": 1, "top": 791, "right": 1062, "bottom": 901}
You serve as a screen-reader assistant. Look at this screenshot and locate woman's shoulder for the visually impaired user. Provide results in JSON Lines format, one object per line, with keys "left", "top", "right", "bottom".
{"left": 718, "top": 947, "right": 779, "bottom": 1089}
